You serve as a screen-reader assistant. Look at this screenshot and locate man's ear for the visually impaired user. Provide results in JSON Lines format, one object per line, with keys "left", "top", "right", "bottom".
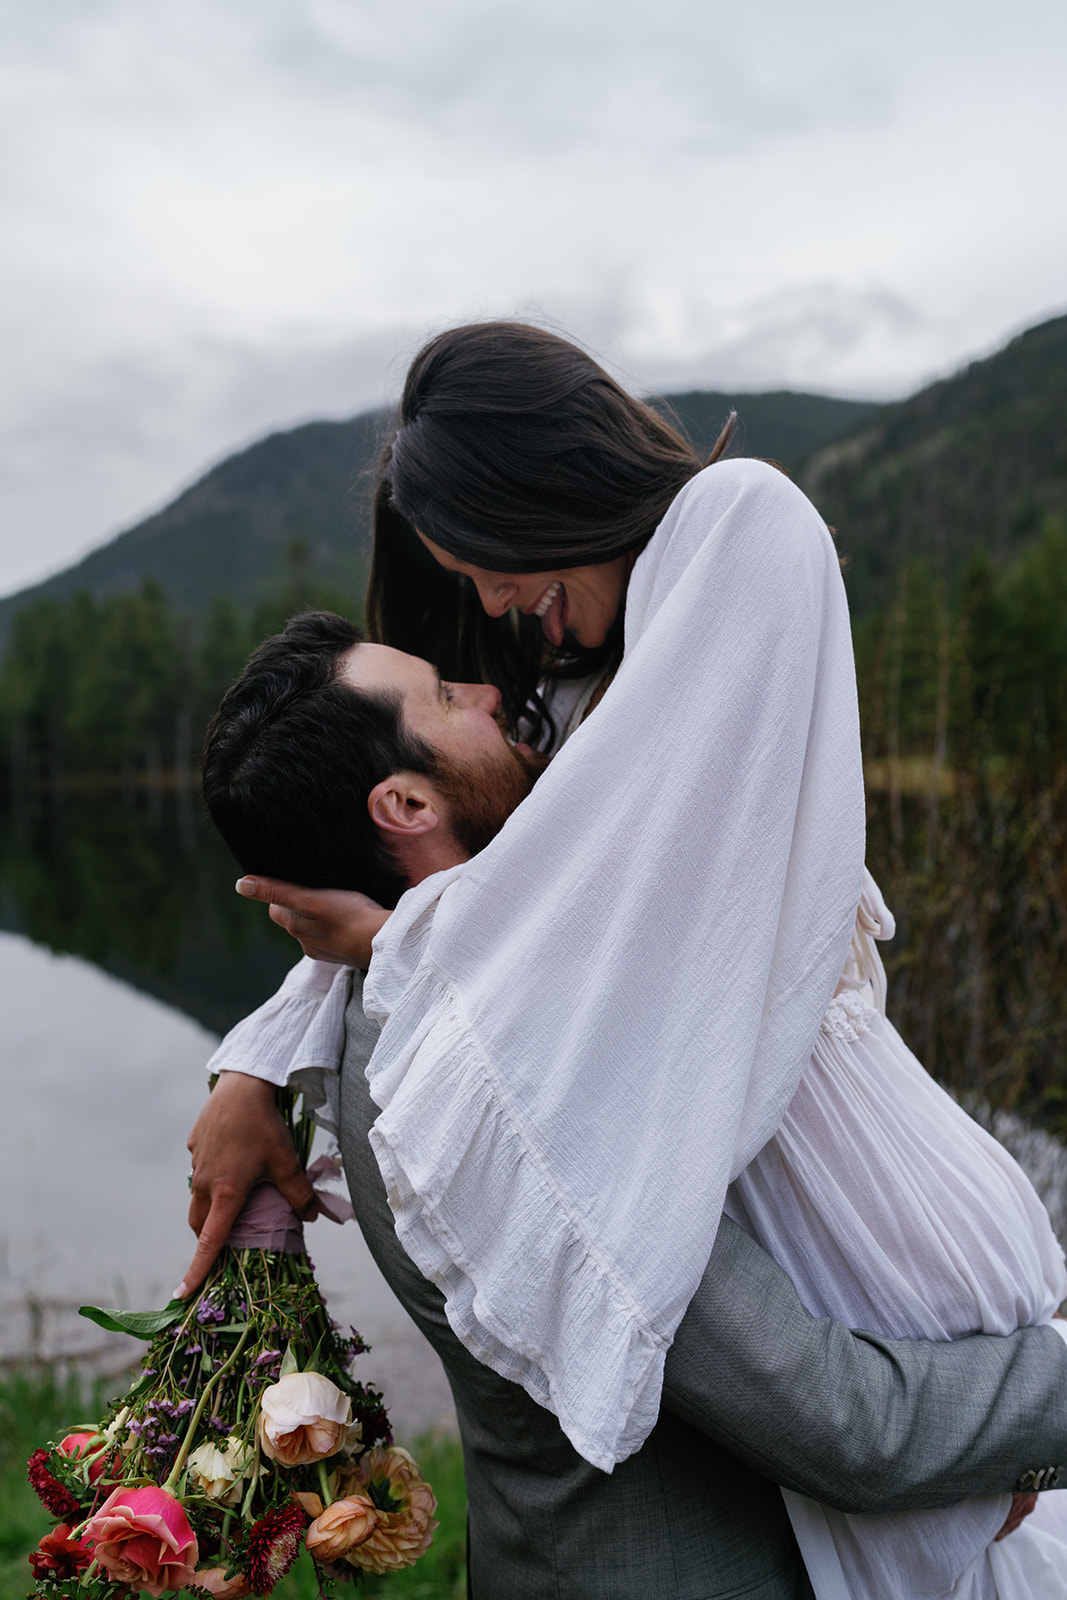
{"left": 367, "top": 772, "right": 443, "bottom": 839}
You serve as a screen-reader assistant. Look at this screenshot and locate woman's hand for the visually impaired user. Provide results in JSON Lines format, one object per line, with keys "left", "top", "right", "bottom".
{"left": 178, "top": 1072, "right": 318, "bottom": 1298}
{"left": 994, "top": 1492, "right": 1038, "bottom": 1541}
{"left": 236, "top": 876, "right": 390, "bottom": 968}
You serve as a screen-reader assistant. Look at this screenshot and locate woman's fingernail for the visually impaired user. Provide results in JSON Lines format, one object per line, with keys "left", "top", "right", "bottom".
{"left": 236, "top": 877, "right": 257, "bottom": 896}
{"left": 173, "top": 1281, "right": 188, "bottom": 1299}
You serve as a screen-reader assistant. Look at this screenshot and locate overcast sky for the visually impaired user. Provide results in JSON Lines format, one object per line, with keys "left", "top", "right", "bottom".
{"left": 2, "top": 0, "right": 1065, "bottom": 599}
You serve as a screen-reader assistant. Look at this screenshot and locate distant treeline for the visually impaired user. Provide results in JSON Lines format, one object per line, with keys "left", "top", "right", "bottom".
{"left": 0, "top": 562, "right": 358, "bottom": 798}
{"left": 0, "top": 518, "right": 1065, "bottom": 1126}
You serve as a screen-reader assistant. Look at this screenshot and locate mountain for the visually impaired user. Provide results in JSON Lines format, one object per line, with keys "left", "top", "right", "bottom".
{"left": 0, "top": 407, "right": 391, "bottom": 649}
{"left": 801, "top": 313, "right": 1067, "bottom": 616}
{"left": 0, "top": 388, "right": 880, "bottom": 649}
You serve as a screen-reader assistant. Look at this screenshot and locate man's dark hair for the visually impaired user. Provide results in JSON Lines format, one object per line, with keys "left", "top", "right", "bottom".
{"left": 201, "top": 611, "right": 440, "bottom": 908}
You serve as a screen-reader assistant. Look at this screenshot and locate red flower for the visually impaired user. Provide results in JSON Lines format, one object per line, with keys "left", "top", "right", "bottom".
{"left": 28, "top": 1523, "right": 93, "bottom": 1582}
{"left": 27, "top": 1448, "right": 80, "bottom": 1520}
{"left": 245, "top": 1502, "right": 307, "bottom": 1594}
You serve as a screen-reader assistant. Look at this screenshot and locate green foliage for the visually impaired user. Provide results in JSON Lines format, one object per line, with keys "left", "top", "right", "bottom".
{"left": 856, "top": 520, "right": 1067, "bottom": 1127}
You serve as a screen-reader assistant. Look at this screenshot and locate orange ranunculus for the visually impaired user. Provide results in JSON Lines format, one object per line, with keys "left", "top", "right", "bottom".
{"left": 305, "top": 1495, "right": 380, "bottom": 1562}
{"left": 258, "top": 1372, "right": 352, "bottom": 1467}
{"left": 81, "top": 1484, "right": 198, "bottom": 1597}
{"left": 334, "top": 1448, "right": 437, "bottom": 1574}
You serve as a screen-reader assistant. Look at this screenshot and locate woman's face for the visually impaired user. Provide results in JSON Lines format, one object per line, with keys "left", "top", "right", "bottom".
{"left": 417, "top": 534, "right": 635, "bottom": 650}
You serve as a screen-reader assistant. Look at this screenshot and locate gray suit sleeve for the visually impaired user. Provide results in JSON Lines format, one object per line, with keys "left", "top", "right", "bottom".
{"left": 666, "top": 1215, "right": 1067, "bottom": 1513}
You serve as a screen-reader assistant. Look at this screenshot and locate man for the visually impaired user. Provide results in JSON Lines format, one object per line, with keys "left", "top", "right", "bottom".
{"left": 189, "top": 612, "right": 1066, "bottom": 1599}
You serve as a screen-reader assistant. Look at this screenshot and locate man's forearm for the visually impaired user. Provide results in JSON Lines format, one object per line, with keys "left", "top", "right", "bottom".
{"left": 665, "top": 1215, "right": 1067, "bottom": 1514}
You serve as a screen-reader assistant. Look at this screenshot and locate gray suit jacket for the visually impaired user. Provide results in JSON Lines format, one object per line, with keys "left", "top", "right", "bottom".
{"left": 339, "top": 981, "right": 1067, "bottom": 1599}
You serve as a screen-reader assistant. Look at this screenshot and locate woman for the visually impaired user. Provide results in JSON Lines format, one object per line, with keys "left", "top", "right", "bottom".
{"left": 204, "top": 323, "right": 1067, "bottom": 1596}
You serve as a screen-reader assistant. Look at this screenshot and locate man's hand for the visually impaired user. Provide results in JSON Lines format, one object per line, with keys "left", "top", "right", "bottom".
{"left": 179, "top": 1071, "right": 318, "bottom": 1298}
{"left": 994, "top": 1492, "right": 1038, "bottom": 1541}
{"left": 236, "top": 876, "right": 389, "bottom": 968}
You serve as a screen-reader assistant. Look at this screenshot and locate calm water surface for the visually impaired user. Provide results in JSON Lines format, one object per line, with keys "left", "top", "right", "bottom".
{"left": 0, "top": 791, "right": 454, "bottom": 1436}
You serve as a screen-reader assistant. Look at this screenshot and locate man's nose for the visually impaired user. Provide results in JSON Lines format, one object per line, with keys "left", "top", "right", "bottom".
{"left": 473, "top": 576, "right": 518, "bottom": 618}
{"left": 454, "top": 682, "right": 502, "bottom": 715}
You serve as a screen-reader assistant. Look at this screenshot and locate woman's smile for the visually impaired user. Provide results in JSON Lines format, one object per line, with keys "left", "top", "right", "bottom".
{"left": 417, "top": 535, "right": 634, "bottom": 650}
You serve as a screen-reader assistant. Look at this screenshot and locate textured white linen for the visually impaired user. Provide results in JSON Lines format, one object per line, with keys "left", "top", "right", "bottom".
{"left": 728, "top": 872, "right": 1067, "bottom": 1600}
{"left": 362, "top": 458, "right": 866, "bottom": 1469}
{"left": 206, "top": 955, "right": 351, "bottom": 1135}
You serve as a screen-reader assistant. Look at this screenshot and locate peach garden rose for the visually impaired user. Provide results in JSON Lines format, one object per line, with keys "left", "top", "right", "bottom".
{"left": 305, "top": 1493, "right": 380, "bottom": 1561}
{"left": 258, "top": 1370, "right": 353, "bottom": 1467}
{"left": 193, "top": 1565, "right": 253, "bottom": 1598}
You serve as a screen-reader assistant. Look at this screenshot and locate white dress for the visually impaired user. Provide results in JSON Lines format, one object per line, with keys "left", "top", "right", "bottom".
{"left": 726, "top": 870, "right": 1067, "bottom": 1599}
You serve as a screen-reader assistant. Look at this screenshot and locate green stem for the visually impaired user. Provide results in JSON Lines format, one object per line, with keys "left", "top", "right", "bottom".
{"left": 164, "top": 1322, "right": 252, "bottom": 1492}
{"left": 317, "top": 1459, "right": 334, "bottom": 1508}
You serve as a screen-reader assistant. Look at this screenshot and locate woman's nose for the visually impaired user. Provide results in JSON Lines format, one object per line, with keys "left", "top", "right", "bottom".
{"left": 474, "top": 576, "right": 518, "bottom": 618}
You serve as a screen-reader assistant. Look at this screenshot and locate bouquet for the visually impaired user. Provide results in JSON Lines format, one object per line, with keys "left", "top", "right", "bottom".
{"left": 25, "top": 1089, "right": 437, "bottom": 1597}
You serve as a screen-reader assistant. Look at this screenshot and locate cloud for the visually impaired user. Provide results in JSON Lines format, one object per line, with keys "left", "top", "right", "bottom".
{"left": 1, "top": 0, "right": 1066, "bottom": 593}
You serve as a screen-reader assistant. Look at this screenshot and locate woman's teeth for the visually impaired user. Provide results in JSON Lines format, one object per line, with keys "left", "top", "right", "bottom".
{"left": 533, "top": 581, "right": 561, "bottom": 618}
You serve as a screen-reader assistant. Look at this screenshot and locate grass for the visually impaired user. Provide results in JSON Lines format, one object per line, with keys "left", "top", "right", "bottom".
{"left": 2, "top": 1368, "right": 467, "bottom": 1600}
{"left": 0, "top": 1367, "right": 109, "bottom": 1598}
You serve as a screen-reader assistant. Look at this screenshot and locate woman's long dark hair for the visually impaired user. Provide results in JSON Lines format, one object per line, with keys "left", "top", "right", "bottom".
{"left": 367, "top": 321, "right": 733, "bottom": 741}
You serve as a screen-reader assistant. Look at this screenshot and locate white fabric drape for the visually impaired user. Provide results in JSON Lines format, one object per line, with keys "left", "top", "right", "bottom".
{"left": 729, "top": 873, "right": 1067, "bottom": 1599}
{"left": 362, "top": 458, "right": 866, "bottom": 1470}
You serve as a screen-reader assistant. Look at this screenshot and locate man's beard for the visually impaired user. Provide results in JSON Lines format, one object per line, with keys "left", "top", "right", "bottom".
{"left": 433, "top": 740, "right": 547, "bottom": 859}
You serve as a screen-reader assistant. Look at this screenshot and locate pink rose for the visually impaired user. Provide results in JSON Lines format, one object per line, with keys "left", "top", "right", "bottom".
{"left": 82, "top": 1484, "right": 198, "bottom": 1597}
{"left": 58, "top": 1431, "right": 108, "bottom": 1483}
{"left": 258, "top": 1372, "right": 352, "bottom": 1467}
{"left": 305, "top": 1495, "right": 380, "bottom": 1561}
{"left": 194, "top": 1566, "right": 252, "bottom": 1598}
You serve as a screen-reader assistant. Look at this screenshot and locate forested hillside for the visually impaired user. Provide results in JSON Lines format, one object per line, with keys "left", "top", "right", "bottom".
{"left": 805, "top": 313, "right": 1067, "bottom": 616}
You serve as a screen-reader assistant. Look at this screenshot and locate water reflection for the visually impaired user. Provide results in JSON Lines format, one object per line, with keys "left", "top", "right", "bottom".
{"left": 0, "top": 787, "right": 295, "bottom": 1035}
{"left": 0, "top": 792, "right": 456, "bottom": 1435}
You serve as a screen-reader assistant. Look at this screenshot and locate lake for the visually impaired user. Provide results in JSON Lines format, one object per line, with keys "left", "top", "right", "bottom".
{"left": 0, "top": 788, "right": 455, "bottom": 1439}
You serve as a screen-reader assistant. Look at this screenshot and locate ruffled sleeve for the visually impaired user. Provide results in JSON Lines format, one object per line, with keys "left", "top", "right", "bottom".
{"left": 205, "top": 956, "right": 352, "bottom": 1135}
